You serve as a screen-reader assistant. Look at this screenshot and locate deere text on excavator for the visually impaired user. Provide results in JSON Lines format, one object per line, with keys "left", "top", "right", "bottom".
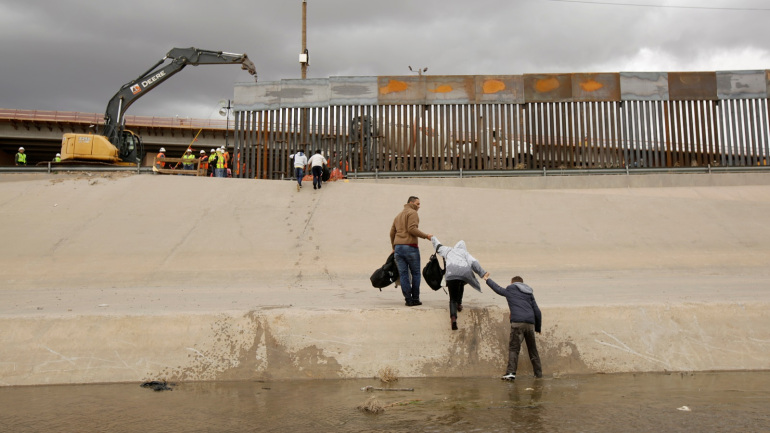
{"left": 60, "top": 47, "right": 257, "bottom": 165}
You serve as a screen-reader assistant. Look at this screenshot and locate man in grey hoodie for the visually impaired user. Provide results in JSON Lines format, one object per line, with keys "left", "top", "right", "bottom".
{"left": 431, "top": 236, "right": 488, "bottom": 330}
{"left": 483, "top": 274, "right": 543, "bottom": 380}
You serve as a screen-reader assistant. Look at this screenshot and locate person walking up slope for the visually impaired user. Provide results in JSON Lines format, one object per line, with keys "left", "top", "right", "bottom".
{"left": 483, "top": 274, "right": 543, "bottom": 380}
{"left": 307, "top": 149, "right": 327, "bottom": 190}
{"left": 293, "top": 149, "right": 308, "bottom": 191}
{"left": 431, "top": 236, "right": 487, "bottom": 330}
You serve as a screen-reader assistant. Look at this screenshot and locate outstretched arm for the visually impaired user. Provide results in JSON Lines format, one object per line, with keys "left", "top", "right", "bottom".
{"left": 485, "top": 277, "right": 506, "bottom": 297}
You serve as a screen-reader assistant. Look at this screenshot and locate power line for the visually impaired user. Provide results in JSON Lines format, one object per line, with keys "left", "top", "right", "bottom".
{"left": 546, "top": 0, "right": 770, "bottom": 11}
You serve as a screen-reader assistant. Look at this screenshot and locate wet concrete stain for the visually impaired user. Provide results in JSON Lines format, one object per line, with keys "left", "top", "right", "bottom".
{"left": 149, "top": 309, "right": 593, "bottom": 383}
{"left": 153, "top": 312, "right": 343, "bottom": 382}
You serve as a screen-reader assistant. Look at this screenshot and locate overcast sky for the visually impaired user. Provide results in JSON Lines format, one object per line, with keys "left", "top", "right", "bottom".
{"left": 2, "top": 0, "right": 769, "bottom": 119}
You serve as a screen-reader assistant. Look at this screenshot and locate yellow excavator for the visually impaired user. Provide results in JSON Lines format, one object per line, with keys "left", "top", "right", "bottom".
{"left": 60, "top": 47, "right": 257, "bottom": 165}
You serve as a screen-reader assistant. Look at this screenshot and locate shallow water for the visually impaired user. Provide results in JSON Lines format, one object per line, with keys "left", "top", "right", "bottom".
{"left": 1, "top": 372, "right": 769, "bottom": 432}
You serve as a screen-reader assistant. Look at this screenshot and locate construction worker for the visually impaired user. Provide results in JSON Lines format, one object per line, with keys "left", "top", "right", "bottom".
{"left": 208, "top": 148, "right": 217, "bottom": 177}
{"left": 199, "top": 150, "right": 208, "bottom": 175}
{"left": 155, "top": 148, "right": 167, "bottom": 170}
{"left": 15, "top": 147, "right": 26, "bottom": 166}
{"left": 53, "top": 153, "right": 61, "bottom": 163}
{"left": 214, "top": 148, "right": 226, "bottom": 178}
{"left": 221, "top": 147, "right": 231, "bottom": 177}
{"left": 181, "top": 148, "right": 195, "bottom": 171}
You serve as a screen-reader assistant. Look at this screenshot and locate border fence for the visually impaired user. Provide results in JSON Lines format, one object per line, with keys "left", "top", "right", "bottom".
{"left": 231, "top": 71, "right": 770, "bottom": 179}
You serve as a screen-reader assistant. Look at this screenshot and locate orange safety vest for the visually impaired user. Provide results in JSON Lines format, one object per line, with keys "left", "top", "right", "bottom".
{"left": 199, "top": 156, "right": 208, "bottom": 170}
{"left": 156, "top": 152, "right": 166, "bottom": 168}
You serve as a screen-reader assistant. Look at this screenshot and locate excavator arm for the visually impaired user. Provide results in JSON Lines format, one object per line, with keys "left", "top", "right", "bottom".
{"left": 102, "top": 47, "right": 258, "bottom": 160}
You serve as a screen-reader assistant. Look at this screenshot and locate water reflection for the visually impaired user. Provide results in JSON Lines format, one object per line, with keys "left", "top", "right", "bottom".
{"left": 1, "top": 372, "right": 769, "bottom": 432}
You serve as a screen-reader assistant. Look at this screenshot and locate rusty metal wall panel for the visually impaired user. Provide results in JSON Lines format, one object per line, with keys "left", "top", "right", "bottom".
{"left": 669, "top": 72, "right": 717, "bottom": 101}
{"left": 378, "top": 76, "right": 426, "bottom": 105}
{"left": 234, "top": 82, "right": 281, "bottom": 110}
{"left": 716, "top": 70, "right": 768, "bottom": 99}
{"left": 475, "top": 76, "right": 525, "bottom": 104}
{"left": 277, "top": 78, "right": 330, "bottom": 108}
{"left": 329, "top": 76, "right": 378, "bottom": 105}
{"left": 423, "top": 76, "right": 475, "bottom": 104}
{"left": 524, "top": 74, "right": 572, "bottom": 102}
{"left": 572, "top": 73, "right": 620, "bottom": 102}
{"left": 620, "top": 72, "right": 668, "bottom": 101}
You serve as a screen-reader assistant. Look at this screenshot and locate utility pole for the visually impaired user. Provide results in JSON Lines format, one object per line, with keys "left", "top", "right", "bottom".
{"left": 300, "top": 0, "right": 308, "bottom": 79}
{"left": 299, "top": 1, "right": 309, "bottom": 146}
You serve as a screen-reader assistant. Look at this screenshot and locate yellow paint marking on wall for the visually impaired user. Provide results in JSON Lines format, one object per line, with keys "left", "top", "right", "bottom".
{"left": 429, "top": 85, "right": 454, "bottom": 94}
{"left": 535, "top": 77, "right": 560, "bottom": 93}
{"left": 579, "top": 80, "right": 604, "bottom": 92}
{"left": 380, "top": 80, "right": 409, "bottom": 95}
{"left": 483, "top": 80, "right": 506, "bottom": 94}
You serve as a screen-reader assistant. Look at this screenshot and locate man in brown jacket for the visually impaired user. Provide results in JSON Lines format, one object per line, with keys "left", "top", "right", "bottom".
{"left": 390, "top": 196, "right": 433, "bottom": 306}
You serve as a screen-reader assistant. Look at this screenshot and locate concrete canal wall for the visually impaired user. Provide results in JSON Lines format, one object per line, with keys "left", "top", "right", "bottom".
{"left": 1, "top": 172, "right": 769, "bottom": 385}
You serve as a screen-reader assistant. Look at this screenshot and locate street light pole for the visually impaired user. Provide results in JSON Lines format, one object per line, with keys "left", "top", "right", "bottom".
{"left": 219, "top": 99, "right": 232, "bottom": 149}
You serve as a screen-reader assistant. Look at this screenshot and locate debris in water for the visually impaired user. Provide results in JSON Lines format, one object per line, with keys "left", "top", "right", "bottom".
{"left": 361, "top": 386, "right": 414, "bottom": 392}
{"left": 677, "top": 406, "right": 691, "bottom": 412}
{"left": 357, "top": 396, "right": 385, "bottom": 414}
{"left": 377, "top": 366, "right": 399, "bottom": 384}
{"left": 141, "top": 381, "right": 174, "bottom": 392}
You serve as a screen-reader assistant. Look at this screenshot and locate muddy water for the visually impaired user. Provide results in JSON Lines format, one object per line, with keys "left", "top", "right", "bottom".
{"left": 1, "top": 372, "right": 768, "bottom": 432}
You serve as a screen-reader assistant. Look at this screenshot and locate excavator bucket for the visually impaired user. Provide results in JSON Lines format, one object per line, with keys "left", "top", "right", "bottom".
{"left": 241, "top": 56, "right": 258, "bottom": 81}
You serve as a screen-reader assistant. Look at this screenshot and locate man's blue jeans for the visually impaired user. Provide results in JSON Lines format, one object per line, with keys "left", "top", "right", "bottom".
{"left": 394, "top": 244, "right": 421, "bottom": 302}
{"left": 295, "top": 167, "right": 304, "bottom": 186}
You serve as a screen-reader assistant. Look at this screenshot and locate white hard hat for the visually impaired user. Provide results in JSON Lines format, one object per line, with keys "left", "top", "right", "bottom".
{"left": 200, "top": 150, "right": 206, "bottom": 154}
{"left": 56, "top": 153, "right": 61, "bottom": 157}
{"left": 185, "top": 148, "right": 192, "bottom": 152}
{"left": 216, "top": 148, "right": 223, "bottom": 153}
{"left": 210, "top": 148, "right": 215, "bottom": 153}
{"left": 159, "top": 147, "right": 166, "bottom": 152}
{"left": 18, "top": 147, "right": 24, "bottom": 151}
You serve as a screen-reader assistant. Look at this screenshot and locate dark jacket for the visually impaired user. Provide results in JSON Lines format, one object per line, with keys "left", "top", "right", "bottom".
{"left": 486, "top": 278, "right": 542, "bottom": 333}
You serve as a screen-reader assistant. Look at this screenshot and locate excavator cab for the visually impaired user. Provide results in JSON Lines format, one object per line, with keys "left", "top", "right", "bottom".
{"left": 119, "top": 129, "right": 143, "bottom": 164}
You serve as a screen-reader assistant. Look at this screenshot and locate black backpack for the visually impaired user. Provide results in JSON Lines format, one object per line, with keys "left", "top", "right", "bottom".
{"left": 322, "top": 164, "right": 331, "bottom": 182}
{"left": 422, "top": 244, "right": 445, "bottom": 291}
{"left": 370, "top": 253, "right": 400, "bottom": 291}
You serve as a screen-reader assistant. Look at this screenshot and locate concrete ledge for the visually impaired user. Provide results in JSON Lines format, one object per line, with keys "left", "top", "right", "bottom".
{"left": 353, "top": 171, "right": 770, "bottom": 190}
{"left": 2, "top": 302, "right": 768, "bottom": 386}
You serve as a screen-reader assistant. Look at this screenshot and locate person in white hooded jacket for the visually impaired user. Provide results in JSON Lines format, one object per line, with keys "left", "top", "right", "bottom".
{"left": 431, "top": 236, "right": 488, "bottom": 330}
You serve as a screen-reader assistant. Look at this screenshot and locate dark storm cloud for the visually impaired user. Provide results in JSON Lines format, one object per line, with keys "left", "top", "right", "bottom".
{"left": 1, "top": 0, "right": 769, "bottom": 119}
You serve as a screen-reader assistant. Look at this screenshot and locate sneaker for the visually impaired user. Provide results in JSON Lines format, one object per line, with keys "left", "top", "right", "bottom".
{"left": 451, "top": 321, "right": 458, "bottom": 331}
{"left": 313, "top": 185, "right": 317, "bottom": 190}
{"left": 405, "top": 299, "right": 413, "bottom": 306}
{"left": 501, "top": 373, "right": 516, "bottom": 381}
{"left": 411, "top": 300, "right": 422, "bottom": 306}
{"left": 457, "top": 304, "right": 463, "bottom": 312}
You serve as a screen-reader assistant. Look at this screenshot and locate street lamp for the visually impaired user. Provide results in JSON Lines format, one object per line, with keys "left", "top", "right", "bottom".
{"left": 218, "top": 99, "right": 232, "bottom": 149}
{"left": 408, "top": 66, "right": 428, "bottom": 76}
